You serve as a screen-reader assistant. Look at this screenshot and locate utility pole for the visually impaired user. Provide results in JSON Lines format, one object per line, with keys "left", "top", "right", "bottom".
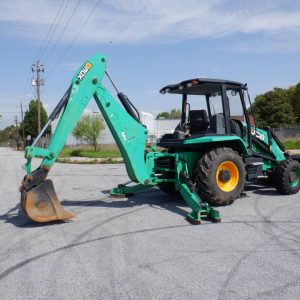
{"left": 15, "top": 115, "right": 20, "bottom": 150}
{"left": 32, "top": 61, "right": 45, "bottom": 135}
{"left": 15, "top": 116, "right": 18, "bottom": 138}
{"left": 20, "top": 101, "right": 25, "bottom": 144}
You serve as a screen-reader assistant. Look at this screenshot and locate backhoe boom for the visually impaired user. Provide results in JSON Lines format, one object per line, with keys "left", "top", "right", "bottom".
{"left": 20, "top": 54, "right": 153, "bottom": 222}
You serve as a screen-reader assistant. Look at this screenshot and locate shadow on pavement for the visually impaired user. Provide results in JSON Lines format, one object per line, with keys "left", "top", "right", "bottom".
{"left": 0, "top": 203, "right": 68, "bottom": 228}
{"left": 245, "top": 178, "right": 282, "bottom": 196}
{"left": 0, "top": 188, "right": 187, "bottom": 228}
{"left": 1, "top": 179, "right": 283, "bottom": 228}
{"left": 62, "top": 188, "right": 188, "bottom": 219}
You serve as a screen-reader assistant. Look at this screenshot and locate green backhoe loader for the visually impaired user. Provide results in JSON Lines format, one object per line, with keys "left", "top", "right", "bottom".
{"left": 19, "top": 54, "right": 300, "bottom": 224}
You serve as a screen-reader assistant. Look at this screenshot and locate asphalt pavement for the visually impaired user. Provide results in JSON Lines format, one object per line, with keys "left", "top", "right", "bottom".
{"left": 0, "top": 147, "right": 300, "bottom": 299}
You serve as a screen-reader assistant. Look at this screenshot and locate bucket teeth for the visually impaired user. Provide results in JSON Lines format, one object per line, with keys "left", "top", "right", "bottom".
{"left": 21, "top": 179, "right": 75, "bottom": 223}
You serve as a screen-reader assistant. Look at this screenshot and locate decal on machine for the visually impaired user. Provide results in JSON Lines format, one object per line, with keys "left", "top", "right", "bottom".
{"left": 77, "top": 62, "right": 93, "bottom": 81}
{"left": 121, "top": 132, "right": 127, "bottom": 141}
{"left": 251, "top": 129, "right": 265, "bottom": 141}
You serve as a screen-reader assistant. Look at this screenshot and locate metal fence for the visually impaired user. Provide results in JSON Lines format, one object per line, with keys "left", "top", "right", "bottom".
{"left": 274, "top": 126, "right": 300, "bottom": 140}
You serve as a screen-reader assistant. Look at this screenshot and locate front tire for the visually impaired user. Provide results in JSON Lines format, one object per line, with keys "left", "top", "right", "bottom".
{"left": 195, "top": 147, "right": 246, "bottom": 205}
{"left": 274, "top": 158, "right": 300, "bottom": 194}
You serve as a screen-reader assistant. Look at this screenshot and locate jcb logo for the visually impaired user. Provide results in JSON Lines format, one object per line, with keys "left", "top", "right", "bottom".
{"left": 77, "top": 62, "right": 92, "bottom": 81}
{"left": 251, "top": 129, "right": 265, "bottom": 141}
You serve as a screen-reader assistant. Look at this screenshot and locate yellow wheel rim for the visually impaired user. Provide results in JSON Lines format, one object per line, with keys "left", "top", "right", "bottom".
{"left": 216, "top": 161, "right": 239, "bottom": 192}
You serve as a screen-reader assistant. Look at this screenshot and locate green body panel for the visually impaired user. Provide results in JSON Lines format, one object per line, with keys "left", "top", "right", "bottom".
{"left": 239, "top": 122, "right": 284, "bottom": 160}
{"left": 251, "top": 128, "right": 285, "bottom": 160}
{"left": 23, "top": 146, "right": 53, "bottom": 175}
{"left": 184, "top": 135, "right": 248, "bottom": 155}
{"left": 182, "top": 151, "right": 202, "bottom": 174}
{"left": 248, "top": 127, "right": 285, "bottom": 171}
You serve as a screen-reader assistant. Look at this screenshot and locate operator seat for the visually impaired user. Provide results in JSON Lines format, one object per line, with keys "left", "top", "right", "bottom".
{"left": 209, "top": 113, "right": 225, "bottom": 134}
{"left": 189, "top": 110, "right": 210, "bottom": 134}
{"left": 230, "top": 119, "right": 243, "bottom": 138}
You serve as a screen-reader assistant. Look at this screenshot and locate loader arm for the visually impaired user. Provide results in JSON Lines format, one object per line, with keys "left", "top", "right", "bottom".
{"left": 21, "top": 53, "right": 150, "bottom": 222}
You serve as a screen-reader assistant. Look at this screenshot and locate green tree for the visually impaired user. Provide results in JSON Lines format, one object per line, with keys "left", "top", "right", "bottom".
{"left": 21, "top": 100, "right": 51, "bottom": 138}
{"left": 169, "top": 108, "right": 181, "bottom": 119}
{"left": 288, "top": 83, "right": 300, "bottom": 124}
{"left": 0, "top": 124, "right": 15, "bottom": 145}
{"left": 252, "top": 88, "right": 296, "bottom": 128}
{"left": 72, "top": 114, "right": 105, "bottom": 151}
{"left": 156, "top": 111, "right": 170, "bottom": 119}
{"left": 156, "top": 108, "right": 181, "bottom": 119}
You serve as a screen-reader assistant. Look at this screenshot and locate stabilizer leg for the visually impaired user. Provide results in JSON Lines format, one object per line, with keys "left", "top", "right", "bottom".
{"left": 178, "top": 173, "right": 221, "bottom": 224}
{"left": 110, "top": 183, "right": 152, "bottom": 198}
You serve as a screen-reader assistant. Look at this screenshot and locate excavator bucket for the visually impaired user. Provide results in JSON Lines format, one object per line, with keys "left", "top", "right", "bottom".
{"left": 21, "top": 179, "right": 75, "bottom": 222}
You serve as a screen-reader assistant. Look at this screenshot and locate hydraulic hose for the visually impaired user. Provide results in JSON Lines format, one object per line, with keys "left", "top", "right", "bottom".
{"left": 32, "top": 86, "right": 72, "bottom": 147}
{"left": 105, "top": 70, "right": 141, "bottom": 123}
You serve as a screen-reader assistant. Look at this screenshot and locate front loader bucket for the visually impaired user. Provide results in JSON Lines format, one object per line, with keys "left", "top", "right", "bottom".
{"left": 21, "top": 179, "right": 75, "bottom": 222}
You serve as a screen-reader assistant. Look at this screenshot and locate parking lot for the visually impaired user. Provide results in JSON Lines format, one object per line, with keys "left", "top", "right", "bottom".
{"left": 0, "top": 146, "right": 300, "bottom": 299}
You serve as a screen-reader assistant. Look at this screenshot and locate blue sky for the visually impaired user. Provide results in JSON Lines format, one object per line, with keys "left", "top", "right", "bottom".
{"left": 0, "top": 0, "right": 300, "bottom": 129}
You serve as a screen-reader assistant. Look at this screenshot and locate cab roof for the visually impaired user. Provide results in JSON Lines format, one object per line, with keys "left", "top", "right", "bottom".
{"left": 160, "top": 78, "right": 246, "bottom": 95}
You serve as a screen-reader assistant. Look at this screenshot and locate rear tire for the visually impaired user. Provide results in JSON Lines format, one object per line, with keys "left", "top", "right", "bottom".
{"left": 195, "top": 147, "right": 246, "bottom": 205}
{"left": 274, "top": 158, "right": 300, "bottom": 194}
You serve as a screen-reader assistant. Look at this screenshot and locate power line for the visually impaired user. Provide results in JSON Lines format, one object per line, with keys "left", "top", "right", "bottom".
{"left": 44, "top": 0, "right": 83, "bottom": 64}
{"left": 20, "top": 0, "right": 152, "bottom": 110}
{"left": 101, "top": 0, "right": 153, "bottom": 51}
{"left": 47, "top": 0, "right": 152, "bottom": 79}
{"left": 17, "top": 1, "right": 69, "bottom": 127}
{"left": 35, "top": 0, "right": 67, "bottom": 62}
{"left": 47, "top": 0, "right": 104, "bottom": 78}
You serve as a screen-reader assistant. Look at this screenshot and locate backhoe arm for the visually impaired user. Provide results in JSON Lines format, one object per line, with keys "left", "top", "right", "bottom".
{"left": 20, "top": 53, "right": 150, "bottom": 222}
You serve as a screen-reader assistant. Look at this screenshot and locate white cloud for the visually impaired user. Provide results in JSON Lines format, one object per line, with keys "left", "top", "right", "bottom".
{"left": 223, "top": 29, "right": 300, "bottom": 54}
{"left": 0, "top": 0, "right": 300, "bottom": 50}
{"left": 59, "top": 62, "right": 81, "bottom": 71}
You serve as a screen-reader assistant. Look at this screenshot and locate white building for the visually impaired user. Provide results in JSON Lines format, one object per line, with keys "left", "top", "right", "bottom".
{"left": 59, "top": 110, "right": 179, "bottom": 146}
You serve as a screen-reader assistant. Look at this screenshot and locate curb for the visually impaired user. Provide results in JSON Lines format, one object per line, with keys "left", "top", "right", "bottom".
{"left": 57, "top": 156, "right": 123, "bottom": 164}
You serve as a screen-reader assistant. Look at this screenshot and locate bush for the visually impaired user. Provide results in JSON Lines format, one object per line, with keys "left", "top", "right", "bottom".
{"left": 70, "top": 149, "right": 82, "bottom": 156}
{"left": 59, "top": 145, "right": 121, "bottom": 158}
{"left": 282, "top": 139, "right": 300, "bottom": 150}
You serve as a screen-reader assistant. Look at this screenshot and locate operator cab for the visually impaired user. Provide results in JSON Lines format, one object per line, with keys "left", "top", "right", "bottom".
{"left": 158, "top": 78, "right": 252, "bottom": 147}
